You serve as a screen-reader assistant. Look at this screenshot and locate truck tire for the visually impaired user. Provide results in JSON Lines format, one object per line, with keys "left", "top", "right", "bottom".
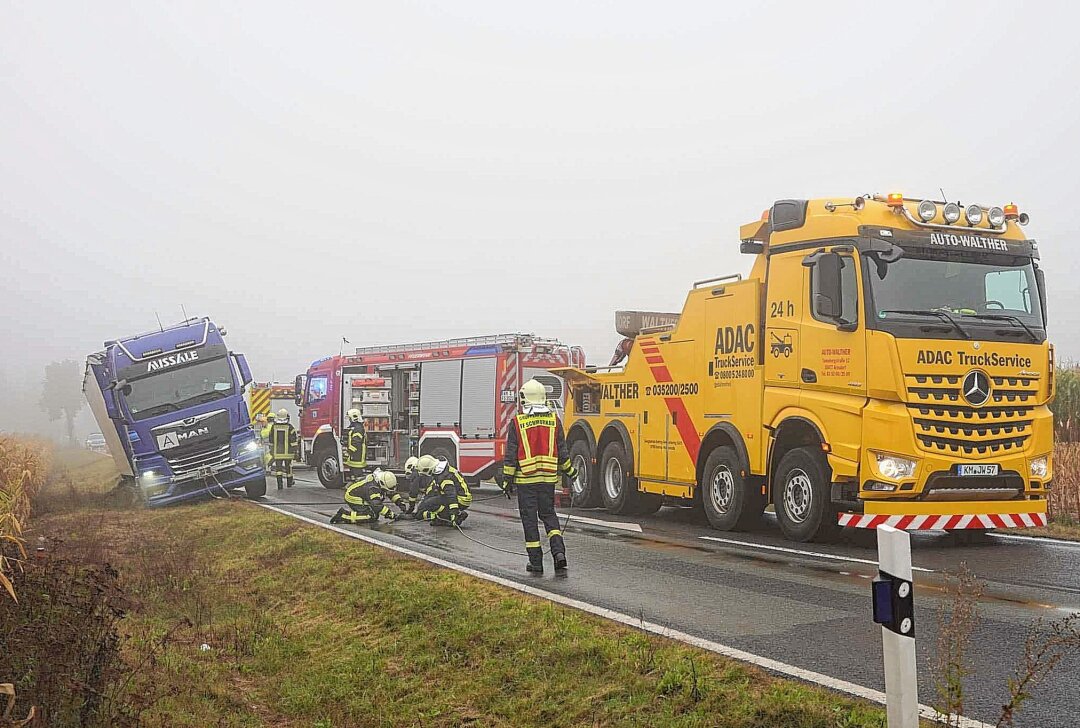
{"left": 774, "top": 446, "right": 838, "bottom": 543}
{"left": 700, "top": 445, "right": 762, "bottom": 531}
{"left": 569, "top": 439, "right": 601, "bottom": 507}
{"left": 315, "top": 448, "right": 344, "bottom": 489}
{"left": 244, "top": 477, "right": 267, "bottom": 498}
{"left": 634, "top": 492, "right": 663, "bottom": 516}
{"left": 428, "top": 445, "right": 457, "bottom": 468}
{"left": 599, "top": 441, "right": 642, "bottom": 515}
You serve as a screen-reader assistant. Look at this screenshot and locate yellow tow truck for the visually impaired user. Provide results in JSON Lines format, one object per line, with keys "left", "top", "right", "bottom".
{"left": 561, "top": 195, "right": 1053, "bottom": 542}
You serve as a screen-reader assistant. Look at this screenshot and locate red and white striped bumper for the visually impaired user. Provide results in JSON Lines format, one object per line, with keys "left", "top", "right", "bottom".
{"left": 838, "top": 512, "right": 1048, "bottom": 530}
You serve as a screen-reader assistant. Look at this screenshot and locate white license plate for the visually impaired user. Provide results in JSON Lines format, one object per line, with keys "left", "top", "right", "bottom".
{"left": 958, "top": 464, "right": 999, "bottom": 477}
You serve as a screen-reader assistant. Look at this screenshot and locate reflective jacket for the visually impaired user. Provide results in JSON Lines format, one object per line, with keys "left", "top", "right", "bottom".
{"left": 501, "top": 408, "right": 576, "bottom": 485}
{"left": 429, "top": 465, "right": 472, "bottom": 506}
{"left": 341, "top": 422, "right": 367, "bottom": 468}
{"left": 268, "top": 423, "right": 299, "bottom": 460}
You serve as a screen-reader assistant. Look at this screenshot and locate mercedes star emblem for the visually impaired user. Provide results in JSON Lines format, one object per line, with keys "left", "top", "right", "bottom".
{"left": 962, "top": 370, "right": 990, "bottom": 407}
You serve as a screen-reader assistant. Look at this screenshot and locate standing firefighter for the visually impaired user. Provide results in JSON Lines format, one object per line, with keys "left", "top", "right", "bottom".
{"left": 268, "top": 409, "right": 299, "bottom": 489}
{"left": 415, "top": 455, "right": 472, "bottom": 526}
{"left": 331, "top": 469, "right": 403, "bottom": 524}
{"left": 502, "top": 379, "right": 576, "bottom": 573}
{"left": 341, "top": 408, "right": 368, "bottom": 483}
{"left": 259, "top": 411, "right": 276, "bottom": 469}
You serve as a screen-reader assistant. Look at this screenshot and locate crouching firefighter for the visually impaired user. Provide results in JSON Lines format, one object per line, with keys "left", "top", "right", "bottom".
{"left": 269, "top": 409, "right": 300, "bottom": 489}
{"left": 331, "top": 469, "right": 404, "bottom": 524}
{"left": 400, "top": 456, "right": 425, "bottom": 515}
{"left": 415, "top": 455, "right": 472, "bottom": 526}
{"left": 502, "top": 379, "right": 576, "bottom": 573}
{"left": 341, "top": 408, "right": 368, "bottom": 483}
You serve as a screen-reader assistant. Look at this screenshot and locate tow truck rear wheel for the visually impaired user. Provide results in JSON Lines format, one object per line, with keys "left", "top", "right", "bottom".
{"left": 701, "top": 446, "right": 762, "bottom": 531}
{"left": 315, "top": 448, "right": 344, "bottom": 489}
{"left": 600, "top": 441, "right": 643, "bottom": 515}
{"left": 774, "top": 446, "right": 838, "bottom": 543}
{"left": 569, "top": 439, "right": 601, "bottom": 507}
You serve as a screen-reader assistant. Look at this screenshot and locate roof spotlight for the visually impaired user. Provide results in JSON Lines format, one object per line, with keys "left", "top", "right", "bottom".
{"left": 987, "top": 206, "right": 1005, "bottom": 227}
{"left": 917, "top": 200, "right": 937, "bottom": 222}
{"left": 943, "top": 202, "right": 961, "bottom": 224}
{"left": 965, "top": 204, "right": 983, "bottom": 226}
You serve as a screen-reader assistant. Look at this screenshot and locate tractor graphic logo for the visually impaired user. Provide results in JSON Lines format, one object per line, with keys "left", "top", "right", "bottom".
{"left": 770, "top": 332, "right": 793, "bottom": 358}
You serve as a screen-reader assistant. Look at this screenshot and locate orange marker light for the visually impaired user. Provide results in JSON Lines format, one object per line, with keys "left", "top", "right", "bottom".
{"left": 1004, "top": 203, "right": 1019, "bottom": 220}
{"left": 886, "top": 192, "right": 904, "bottom": 208}
{"left": 761, "top": 209, "right": 771, "bottom": 221}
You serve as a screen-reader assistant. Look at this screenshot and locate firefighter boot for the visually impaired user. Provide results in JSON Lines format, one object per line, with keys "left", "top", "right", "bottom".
{"left": 525, "top": 545, "right": 544, "bottom": 573}
{"left": 554, "top": 553, "right": 568, "bottom": 572}
{"left": 287, "top": 477, "right": 294, "bottom": 488}
{"left": 330, "top": 508, "right": 346, "bottom": 525}
{"left": 276, "top": 477, "right": 284, "bottom": 490}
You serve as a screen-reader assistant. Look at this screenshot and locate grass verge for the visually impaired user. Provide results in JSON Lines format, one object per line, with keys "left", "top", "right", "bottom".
{"left": 12, "top": 453, "right": 903, "bottom": 727}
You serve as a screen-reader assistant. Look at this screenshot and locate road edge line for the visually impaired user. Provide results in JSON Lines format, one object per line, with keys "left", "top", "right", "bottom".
{"left": 255, "top": 502, "right": 989, "bottom": 728}
{"left": 698, "top": 535, "right": 935, "bottom": 573}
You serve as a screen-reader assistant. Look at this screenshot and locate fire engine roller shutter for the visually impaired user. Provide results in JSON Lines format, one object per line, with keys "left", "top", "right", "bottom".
{"left": 461, "top": 357, "right": 497, "bottom": 438}
{"left": 419, "top": 359, "right": 462, "bottom": 427}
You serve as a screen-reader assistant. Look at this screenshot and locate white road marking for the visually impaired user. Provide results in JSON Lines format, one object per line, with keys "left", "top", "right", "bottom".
{"left": 556, "top": 513, "right": 643, "bottom": 533}
{"left": 989, "top": 533, "right": 1080, "bottom": 548}
{"left": 256, "top": 502, "right": 988, "bottom": 727}
{"left": 699, "top": 535, "right": 934, "bottom": 573}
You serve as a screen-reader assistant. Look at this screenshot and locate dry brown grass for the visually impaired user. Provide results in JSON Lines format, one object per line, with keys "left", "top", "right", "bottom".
{"left": 0, "top": 436, "right": 52, "bottom": 602}
{"left": 1049, "top": 441, "right": 1080, "bottom": 523}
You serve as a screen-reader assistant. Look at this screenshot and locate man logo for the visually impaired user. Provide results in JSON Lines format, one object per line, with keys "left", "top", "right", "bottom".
{"left": 962, "top": 370, "right": 991, "bottom": 407}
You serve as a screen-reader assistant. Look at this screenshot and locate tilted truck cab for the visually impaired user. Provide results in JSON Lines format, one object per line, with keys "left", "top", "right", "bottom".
{"left": 562, "top": 195, "right": 1052, "bottom": 542}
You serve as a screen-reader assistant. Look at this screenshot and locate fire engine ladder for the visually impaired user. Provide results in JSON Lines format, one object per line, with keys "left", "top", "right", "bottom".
{"left": 353, "top": 333, "right": 565, "bottom": 356}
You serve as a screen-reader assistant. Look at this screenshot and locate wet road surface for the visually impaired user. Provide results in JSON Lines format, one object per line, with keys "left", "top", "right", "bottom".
{"left": 257, "top": 475, "right": 1080, "bottom": 727}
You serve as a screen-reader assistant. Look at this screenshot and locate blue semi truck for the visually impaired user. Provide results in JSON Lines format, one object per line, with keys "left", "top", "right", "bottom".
{"left": 83, "top": 317, "right": 267, "bottom": 505}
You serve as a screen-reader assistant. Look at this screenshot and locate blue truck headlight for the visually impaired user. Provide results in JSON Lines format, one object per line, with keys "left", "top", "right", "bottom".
{"left": 1030, "top": 455, "right": 1049, "bottom": 478}
{"left": 243, "top": 440, "right": 260, "bottom": 453}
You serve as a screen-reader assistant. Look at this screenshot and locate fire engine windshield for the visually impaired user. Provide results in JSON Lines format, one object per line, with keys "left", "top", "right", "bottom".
{"left": 865, "top": 250, "right": 1045, "bottom": 342}
{"left": 123, "top": 357, "right": 236, "bottom": 421}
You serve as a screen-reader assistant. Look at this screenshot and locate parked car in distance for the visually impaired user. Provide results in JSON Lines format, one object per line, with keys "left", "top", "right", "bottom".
{"left": 85, "top": 432, "right": 107, "bottom": 454}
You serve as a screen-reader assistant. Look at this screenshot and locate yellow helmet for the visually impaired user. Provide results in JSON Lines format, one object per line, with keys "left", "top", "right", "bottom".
{"left": 404, "top": 456, "right": 419, "bottom": 475}
{"left": 266, "top": 411, "right": 277, "bottom": 421}
{"left": 377, "top": 470, "right": 398, "bottom": 491}
{"left": 277, "top": 408, "right": 290, "bottom": 423}
{"left": 416, "top": 454, "right": 439, "bottom": 476}
{"left": 347, "top": 408, "right": 362, "bottom": 422}
{"left": 520, "top": 378, "right": 548, "bottom": 407}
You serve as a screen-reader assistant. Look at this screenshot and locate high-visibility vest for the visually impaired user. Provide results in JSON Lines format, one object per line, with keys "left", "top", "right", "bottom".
{"left": 511, "top": 412, "right": 561, "bottom": 484}
{"left": 269, "top": 423, "right": 296, "bottom": 460}
{"left": 344, "top": 426, "right": 367, "bottom": 468}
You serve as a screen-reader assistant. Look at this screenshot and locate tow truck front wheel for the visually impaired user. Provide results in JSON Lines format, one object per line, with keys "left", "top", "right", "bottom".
{"left": 774, "top": 447, "right": 838, "bottom": 543}
{"left": 701, "top": 446, "right": 762, "bottom": 531}
{"left": 316, "top": 449, "right": 344, "bottom": 489}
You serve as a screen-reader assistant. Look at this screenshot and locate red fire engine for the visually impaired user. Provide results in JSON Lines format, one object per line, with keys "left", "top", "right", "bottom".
{"left": 296, "top": 334, "right": 585, "bottom": 488}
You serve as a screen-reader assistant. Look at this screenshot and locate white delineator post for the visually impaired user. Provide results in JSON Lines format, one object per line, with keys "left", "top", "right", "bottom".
{"left": 876, "top": 524, "right": 918, "bottom": 728}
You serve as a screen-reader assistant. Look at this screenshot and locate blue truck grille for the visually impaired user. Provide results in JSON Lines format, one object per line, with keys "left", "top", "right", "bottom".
{"left": 166, "top": 443, "right": 232, "bottom": 476}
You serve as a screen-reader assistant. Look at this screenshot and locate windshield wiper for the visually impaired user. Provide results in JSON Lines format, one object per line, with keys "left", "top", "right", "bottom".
{"left": 878, "top": 309, "right": 971, "bottom": 340}
{"left": 962, "top": 313, "right": 1040, "bottom": 342}
{"left": 137, "top": 401, "right": 181, "bottom": 419}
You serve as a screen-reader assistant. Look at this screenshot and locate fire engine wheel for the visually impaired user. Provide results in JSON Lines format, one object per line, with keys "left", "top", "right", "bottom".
{"left": 428, "top": 446, "right": 457, "bottom": 468}
{"left": 599, "top": 441, "right": 642, "bottom": 515}
{"left": 569, "top": 439, "right": 601, "bottom": 507}
{"left": 701, "top": 446, "right": 761, "bottom": 531}
{"left": 774, "top": 447, "right": 838, "bottom": 543}
{"left": 315, "top": 449, "right": 344, "bottom": 489}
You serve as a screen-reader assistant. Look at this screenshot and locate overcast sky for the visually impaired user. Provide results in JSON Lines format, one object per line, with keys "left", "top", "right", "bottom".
{"left": 3, "top": 2, "right": 1079, "bottom": 436}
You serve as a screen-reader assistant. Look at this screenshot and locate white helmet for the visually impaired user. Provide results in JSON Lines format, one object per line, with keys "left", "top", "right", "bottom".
{"left": 347, "top": 408, "right": 362, "bottom": 422}
{"left": 276, "top": 408, "right": 290, "bottom": 424}
{"left": 376, "top": 470, "right": 398, "bottom": 490}
{"left": 404, "top": 456, "right": 419, "bottom": 475}
{"left": 416, "top": 454, "right": 439, "bottom": 476}
{"left": 520, "top": 378, "right": 547, "bottom": 407}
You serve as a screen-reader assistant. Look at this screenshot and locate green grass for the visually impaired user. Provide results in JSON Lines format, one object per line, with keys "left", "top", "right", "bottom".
{"left": 25, "top": 455, "right": 902, "bottom": 727}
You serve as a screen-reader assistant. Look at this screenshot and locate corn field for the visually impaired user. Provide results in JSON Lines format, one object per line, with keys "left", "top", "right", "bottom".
{"left": 1049, "top": 367, "right": 1080, "bottom": 521}
{"left": 0, "top": 435, "right": 50, "bottom": 602}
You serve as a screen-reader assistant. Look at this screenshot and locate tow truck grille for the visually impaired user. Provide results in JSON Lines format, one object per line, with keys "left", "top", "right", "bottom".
{"left": 906, "top": 375, "right": 1038, "bottom": 457}
{"left": 166, "top": 443, "right": 232, "bottom": 476}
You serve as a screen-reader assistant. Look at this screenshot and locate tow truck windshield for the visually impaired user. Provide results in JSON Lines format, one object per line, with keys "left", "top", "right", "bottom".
{"left": 124, "top": 356, "right": 236, "bottom": 421}
{"left": 865, "top": 250, "right": 1045, "bottom": 342}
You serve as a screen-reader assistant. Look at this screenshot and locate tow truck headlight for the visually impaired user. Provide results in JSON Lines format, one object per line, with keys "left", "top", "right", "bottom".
{"left": 943, "top": 202, "right": 961, "bottom": 224}
{"left": 917, "top": 200, "right": 937, "bottom": 222}
{"left": 987, "top": 206, "right": 1006, "bottom": 227}
{"left": 873, "top": 452, "right": 917, "bottom": 481}
{"left": 965, "top": 204, "right": 983, "bottom": 226}
{"left": 1030, "top": 455, "right": 1049, "bottom": 478}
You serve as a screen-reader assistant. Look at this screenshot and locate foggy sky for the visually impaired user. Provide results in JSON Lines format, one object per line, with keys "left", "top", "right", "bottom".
{"left": 3, "top": 2, "right": 1080, "bottom": 438}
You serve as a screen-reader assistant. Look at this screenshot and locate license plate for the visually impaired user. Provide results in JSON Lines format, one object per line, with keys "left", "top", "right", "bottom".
{"left": 958, "top": 464, "right": 999, "bottom": 477}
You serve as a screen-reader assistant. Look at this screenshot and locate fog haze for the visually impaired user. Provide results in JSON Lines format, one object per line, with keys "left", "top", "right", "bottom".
{"left": 3, "top": 1, "right": 1079, "bottom": 438}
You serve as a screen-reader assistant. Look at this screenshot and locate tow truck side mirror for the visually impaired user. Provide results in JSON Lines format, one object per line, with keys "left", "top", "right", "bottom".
{"left": 813, "top": 252, "right": 844, "bottom": 321}
{"left": 1035, "top": 266, "right": 1048, "bottom": 325}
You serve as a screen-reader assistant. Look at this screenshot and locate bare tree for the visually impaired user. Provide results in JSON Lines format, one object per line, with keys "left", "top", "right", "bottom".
{"left": 39, "top": 360, "right": 84, "bottom": 445}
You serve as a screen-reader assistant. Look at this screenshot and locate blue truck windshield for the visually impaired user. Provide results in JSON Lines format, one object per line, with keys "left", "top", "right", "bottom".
{"left": 124, "top": 357, "right": 236, "bottom": 421}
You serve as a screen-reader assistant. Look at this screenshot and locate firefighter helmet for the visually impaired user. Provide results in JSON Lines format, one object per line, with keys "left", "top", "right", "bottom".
{"left": 376, "top": 470, "right": 398, "bottom": 491}
{"left": 277, "top": 408, "right": 290, "bottom": 423}
{"left": 520, "top": 378, "right": 547, "bottom": 407}
{"left": 347, "top": 408, "right": 362, "bottom": 422}
{"left": 404, "top": 456, "right": 419, "bottom": 475}
{"left": 266, "top": 411, "right": 277, "bottom": 422}
{"left": 416, "top": 454, "right": 439, "bottom": 476}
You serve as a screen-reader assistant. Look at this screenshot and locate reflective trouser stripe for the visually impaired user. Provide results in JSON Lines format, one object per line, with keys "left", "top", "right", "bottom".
{"left": 525, "top": 541, "right": 541, "bottom": 548}
{"left": 548, "top": 529, "right": 561, "bottom": 537}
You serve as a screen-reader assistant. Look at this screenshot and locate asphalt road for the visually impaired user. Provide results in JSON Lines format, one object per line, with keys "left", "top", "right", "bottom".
{"left": 257, "top": 473, "right": 1080, "bottom": 727}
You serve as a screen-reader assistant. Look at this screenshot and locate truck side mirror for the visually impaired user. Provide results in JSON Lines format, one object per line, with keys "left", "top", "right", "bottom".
{"left": 1035, "top": 266, "right": 1048, "bottom": 325}
{"left": 233, "top": 353, "right": 253, "bottom": 387}
{"left": 295, "top": 374, "right": 307, "bottom": 407}
{"left": 814, "top": 252, "right": 843, "bottom": 321}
